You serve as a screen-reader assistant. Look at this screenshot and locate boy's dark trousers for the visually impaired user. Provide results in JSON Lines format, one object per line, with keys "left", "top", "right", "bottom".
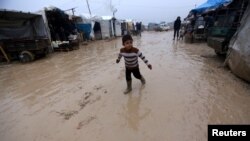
{"left": 126, "top": 67, "right": 142, "bottom": 81}
{"left": 124, "top": 67, "right": 145, "bottom": 94}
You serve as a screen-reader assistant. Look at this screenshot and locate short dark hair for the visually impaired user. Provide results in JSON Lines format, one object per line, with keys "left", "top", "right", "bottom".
{"left": 122, "top": 34, "right": 133, "bottom": 45}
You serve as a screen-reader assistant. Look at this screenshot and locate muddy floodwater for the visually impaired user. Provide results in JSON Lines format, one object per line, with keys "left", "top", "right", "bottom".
{"left": 0, "top": 31, "right": 250, "bottom": 141}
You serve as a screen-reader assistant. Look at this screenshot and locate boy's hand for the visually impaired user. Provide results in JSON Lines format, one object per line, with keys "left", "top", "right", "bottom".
{"left": 148, "top": 64, "right": 152, "bottom": 70}
{"left": 116, "top": 59, "right": 120, "bottom": 63}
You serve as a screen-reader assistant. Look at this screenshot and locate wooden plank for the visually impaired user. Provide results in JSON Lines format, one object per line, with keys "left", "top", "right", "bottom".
{"left": 0, "top": 45, "right": 10, "bottom": 63}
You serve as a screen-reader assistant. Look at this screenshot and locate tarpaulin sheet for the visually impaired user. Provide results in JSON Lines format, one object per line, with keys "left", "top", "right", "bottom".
{"left": 76, "top": 23, "right": 91, "bottom": 40}
{"left": 191, "top": 0, "right": 232, "bottom": 14}
{"left": 0, "top": 10, "right": 48, "bottom": 40}
{"left": 225, "top": 2, "right": 250, "bottom": 82}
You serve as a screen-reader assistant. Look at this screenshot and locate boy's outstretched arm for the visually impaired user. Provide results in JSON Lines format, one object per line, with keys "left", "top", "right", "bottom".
{"left": 137, "top": 51, "right": 152, "bottom": 70}
{"left": 116, "top": 52, "right": 122, "bottom": 63}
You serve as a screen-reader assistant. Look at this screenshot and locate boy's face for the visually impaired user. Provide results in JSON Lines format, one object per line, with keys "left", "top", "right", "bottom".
{"left": 123, "top": 40, "right": 133, "bottom": 50}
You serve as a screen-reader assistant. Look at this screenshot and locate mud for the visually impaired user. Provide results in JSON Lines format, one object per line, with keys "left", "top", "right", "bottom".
{"left": 0, "top": 31, "right": 250, "bottom": 141}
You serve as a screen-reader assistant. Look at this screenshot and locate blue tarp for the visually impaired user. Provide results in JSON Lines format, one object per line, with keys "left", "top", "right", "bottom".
{"left": 191, "top": 0, "right": 233, "bottom": 14}
{"left": 76, "top": 23, "right": 91, "bottom": 40}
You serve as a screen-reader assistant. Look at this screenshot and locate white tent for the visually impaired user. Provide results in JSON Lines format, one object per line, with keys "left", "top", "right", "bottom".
{"left": 114, "top": 20, "right": 122, "bottom": 36}
{"left": 76, "top": 14, "right": 121, "bottom": 40}
{"left": 100, "top": 16, "right": 115, "bottom": 39}
{"left": 225, "top": 2, "right": 250, "bottom": 82}
{"left": 101, "top": 16, "right": 122, "bottom": 37}
{"left": 91, "top": 16, "right": 116, "bottom": 39}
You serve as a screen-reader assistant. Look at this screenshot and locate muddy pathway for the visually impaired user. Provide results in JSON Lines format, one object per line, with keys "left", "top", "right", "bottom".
{"left": 0, "top": 31, "right": 250, "bottom": 141}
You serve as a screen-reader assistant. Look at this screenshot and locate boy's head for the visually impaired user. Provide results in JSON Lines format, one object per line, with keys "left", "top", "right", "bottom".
{"left": 122, "top": 34, "right": 133, "bottom": 49}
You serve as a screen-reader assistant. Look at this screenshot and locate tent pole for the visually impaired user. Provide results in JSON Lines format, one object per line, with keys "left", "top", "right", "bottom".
{"left": 86, "top": 0, "right": 92, "bottom": 17}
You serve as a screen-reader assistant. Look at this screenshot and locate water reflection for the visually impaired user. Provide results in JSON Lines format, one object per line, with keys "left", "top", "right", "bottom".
{"left": 124, "top": 86, "right": 151, "bottom": 131}
{"left": 135, "top": 36, "right": 142, "bottom": 47}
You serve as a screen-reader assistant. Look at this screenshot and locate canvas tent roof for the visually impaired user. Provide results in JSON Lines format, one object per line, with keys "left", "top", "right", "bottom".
{"left": 101, "top": 16, "right": 113, "bottom": 20}
{"left": 191, "top": 0, "right": 232, "bottom": 14}
{"left": 0, "top": 9, "right": 48, "bottom": 40}
{"left": 0, "top": 9, "right": 41, "bottom": 20}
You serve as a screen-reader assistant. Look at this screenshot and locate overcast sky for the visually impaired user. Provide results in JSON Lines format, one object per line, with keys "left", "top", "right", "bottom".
{"left": 0, "top": 0, "right": 205, "bottom": 24}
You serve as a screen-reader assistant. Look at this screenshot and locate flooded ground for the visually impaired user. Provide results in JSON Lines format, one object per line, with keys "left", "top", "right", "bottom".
{"left": 0, "top": 31, "right": 250, "bottom": 141}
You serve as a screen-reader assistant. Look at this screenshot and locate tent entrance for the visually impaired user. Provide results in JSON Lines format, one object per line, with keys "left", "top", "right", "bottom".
{"left": 93, "top": 22, "right": 102, "bottom": 40}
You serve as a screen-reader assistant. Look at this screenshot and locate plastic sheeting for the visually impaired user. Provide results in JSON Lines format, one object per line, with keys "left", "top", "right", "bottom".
{"left": 100, "top": 20, "right": 114, "bottom": 39}
{"left": 225, "top": 2, "right": 250, "bottom": 82}
{"left": 76, "top": 23, "right": 92, "bottom": 39}
{"left": 191, "top": 0, "right": 232, "bottom": 14}
{"left": 0, "top": 21, "right": 34, "bottom": 39}
{"left": 0, "top": 10, "right": 48, "bottom": 40}
{"left": 114, "top": 20, "right": 122, "bottom": 36}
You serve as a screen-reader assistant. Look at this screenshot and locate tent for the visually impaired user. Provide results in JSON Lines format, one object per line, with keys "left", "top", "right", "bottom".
{"left": 39, "top": 7, "right": 77, "bottom": 41}
{"left": 76, "top": 23, "right": 92, "bottom": 40}
{"left": 0, "top": 10, "right": 48, "bottom": 40}
{"left": 37, "top": 7, "right": 80, "bottom": 51}
{"left": 99, "top": 16, "right": 115, "bottom": 39}
{"left": 0, "top": 10, "right": 51, "bottom": 62}
{"left": 73, "top": 15, "right": 92, "bottom": 40}
{"left": 92, "top": 16, "right": 116, "bottom": 39}
{"left": 225, "top": 2, "right": 250, "bottom": 82}
{"left": 75, "top": 14, "right": 121, "bottom": 40}
{"left": 113, "top": 20, "right": 122, "bottom": 36}
{"left": 191, "top": 0, "right": 232, "bottom": 14}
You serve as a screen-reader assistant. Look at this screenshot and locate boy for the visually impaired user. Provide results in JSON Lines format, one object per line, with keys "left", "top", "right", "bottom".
{"left": 116, "top": 35, "right": 152, "bottom": 94}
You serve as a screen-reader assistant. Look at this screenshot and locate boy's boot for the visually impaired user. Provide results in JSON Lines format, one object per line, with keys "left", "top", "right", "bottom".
{"left": 140, "top": 75, "right": 146, "bottom": 85}
{"left": 124, "top": 80, "right": 132, "bottom": 94}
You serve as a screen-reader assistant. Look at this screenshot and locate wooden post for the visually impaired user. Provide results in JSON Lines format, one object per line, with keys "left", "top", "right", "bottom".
{"left": 0, "top": 45, "right": 10, "bottom": 63}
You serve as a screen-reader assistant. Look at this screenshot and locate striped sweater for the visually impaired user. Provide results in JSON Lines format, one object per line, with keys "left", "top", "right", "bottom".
{"left": 117, "top": 47, "right": 149, "bottom": 69}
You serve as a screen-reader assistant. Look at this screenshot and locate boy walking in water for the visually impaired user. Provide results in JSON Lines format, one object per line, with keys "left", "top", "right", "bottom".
{"left": 116, "top": 35, "right": 152, "bottom": 94}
